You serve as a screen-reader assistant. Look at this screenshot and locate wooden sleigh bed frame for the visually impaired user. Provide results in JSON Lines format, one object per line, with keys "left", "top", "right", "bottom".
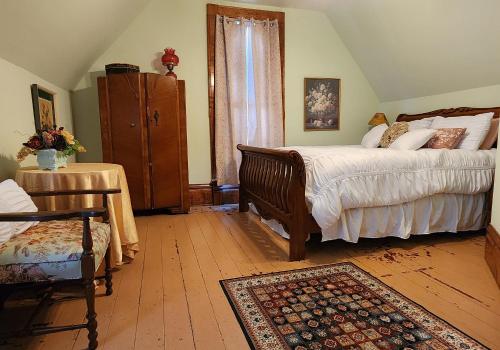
{"left": 238, "top": 107, "right": 500, "bottom": 261}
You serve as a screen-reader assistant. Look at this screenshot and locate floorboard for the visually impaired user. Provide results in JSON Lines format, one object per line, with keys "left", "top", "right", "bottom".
{"left": 1, "top": 208, "right": 499, "bottom": 349}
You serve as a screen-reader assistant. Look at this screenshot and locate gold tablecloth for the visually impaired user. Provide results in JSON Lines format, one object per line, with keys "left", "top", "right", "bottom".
{"left": 15, "top": 163, "right": 139, "bottom": 266}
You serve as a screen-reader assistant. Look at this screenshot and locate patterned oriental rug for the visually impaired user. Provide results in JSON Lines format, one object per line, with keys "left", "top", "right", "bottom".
{"left": 220, "top": 262, "right": 488, "bottom": 350}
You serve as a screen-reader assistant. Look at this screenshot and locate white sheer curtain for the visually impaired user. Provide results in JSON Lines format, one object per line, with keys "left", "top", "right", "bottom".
{"left": 215, "top": 15, "right": 284, "bottom": 185}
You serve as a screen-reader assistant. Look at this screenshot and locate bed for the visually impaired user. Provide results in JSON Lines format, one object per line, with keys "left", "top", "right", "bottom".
{"left": 237, "top": 107, "right": 499, "bottom": 261}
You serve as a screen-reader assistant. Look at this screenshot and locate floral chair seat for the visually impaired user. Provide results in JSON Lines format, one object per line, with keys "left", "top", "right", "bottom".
{"left": 0, "top": 220, "right": 110, "bottom": 284}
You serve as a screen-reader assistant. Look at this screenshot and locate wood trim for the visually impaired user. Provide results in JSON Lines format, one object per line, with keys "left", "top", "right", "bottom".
{"left": 97, "top": 77, "right": 113, "bottom": 162}
{"left": 206, "top": 3, "right": 285, "bottom": 183}
{"left": 485, "top": 224, "right": 500, "bottom": 288}
{"left": 139, "top": 73, "right": 152, "bottom": 210}
{"left": 0, "top": 208, "right": 106, "bottom": 222}
{"left": 189, "top": 184, "right": 213, "bottom": 206}
{"left": 189, "top": 184, "right": 239, "bottom": 206}
{"left": 27, "top": 188, "right": 121, "bottom": 197}
{"left": 213, "top": 185, "right": 239, "bottom": 205}
{"left": 176, "top": 80, "right": 190, "bottom": 213}
{"left": 396, "top": 106, "right": 500, "bottom": 122}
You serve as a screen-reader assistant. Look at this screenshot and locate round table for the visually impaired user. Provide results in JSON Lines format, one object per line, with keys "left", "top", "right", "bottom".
{"left": 16, "top": 163, "right": 139, "bottom": 266}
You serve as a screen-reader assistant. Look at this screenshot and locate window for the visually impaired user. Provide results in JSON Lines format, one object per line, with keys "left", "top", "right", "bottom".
{"left": 207, "top": 4, "right": 285, "bottom": 186}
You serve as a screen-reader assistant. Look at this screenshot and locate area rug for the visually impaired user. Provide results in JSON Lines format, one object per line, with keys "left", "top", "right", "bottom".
{"left": 220, "top": 262, "right": 488, "bottom": 350}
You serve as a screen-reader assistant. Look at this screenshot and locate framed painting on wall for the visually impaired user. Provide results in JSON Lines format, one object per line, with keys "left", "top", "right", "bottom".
{"left": 31, "top": 84, "right": 56, "bottom": 131}
{"left": 304, "top": 78, "right": 340, "bottom": 130}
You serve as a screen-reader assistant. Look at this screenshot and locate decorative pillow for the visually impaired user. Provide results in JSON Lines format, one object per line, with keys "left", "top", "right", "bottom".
{"left": 380, "top": 122, "right": 409, "bottom": 148}
{"left": 426, "top": 128, "right": 466, "bottom": 149}
{"left": 389, "top": 129, "right": 437, "bottom": 150}
{"left": 430, "top": 112, "right": 493, "bottom": 150}
{"left": 408, "top": 117, "right": 435, "bottom": 131}
{"left": 361, "top": 124, "right": 388, "bottom": 148}
{"left": 479, "top": 118, "right": 499, "bottom": 150}
{"left": 0, "top": 180, "right": 38, "bottom": 244}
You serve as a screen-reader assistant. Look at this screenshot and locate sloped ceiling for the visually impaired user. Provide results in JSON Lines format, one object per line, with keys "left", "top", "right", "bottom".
{"left": 2, "top": 0, "right": 499, "bottom": 100}
{"left": 235, "top": 0, "right": 500, "bottom": 101}
{"left": 0, "top": 0, "right": 151, "bottom": 90}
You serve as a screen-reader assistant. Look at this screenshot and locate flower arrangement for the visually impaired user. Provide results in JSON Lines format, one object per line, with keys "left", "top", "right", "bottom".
{"left": 17, "top": 127, "right": 86, "bottom": 162}
{"left": 306, "top": 83, "right": 336, "bottom": 117}
{"left": 304, "top": 78, "right": 340, "bottom": 130}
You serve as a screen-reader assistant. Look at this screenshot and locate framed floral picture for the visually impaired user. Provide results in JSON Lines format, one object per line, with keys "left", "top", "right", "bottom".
{"left": 30, "top": 84, "right": 56, "bottom": 131}
{"left": 304, "top": 78, "right": 340, "bottom": 130}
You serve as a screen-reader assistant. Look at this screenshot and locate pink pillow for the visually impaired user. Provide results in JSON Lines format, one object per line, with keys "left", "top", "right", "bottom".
{"left": 427, "top": 128, "right": 466, "bottom": 149}
{"left": 479, "top": 118, "right": 499, "bottom": 150}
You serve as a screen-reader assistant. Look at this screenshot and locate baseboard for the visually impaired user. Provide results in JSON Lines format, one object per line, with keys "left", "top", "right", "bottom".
{"left": 189, "top": 183, "right": 239, "bottom": 206}
{"left": 189, "top": 184, "right": 213, "bottom": 206}
{"left": 213, "top": 184, "right": 239, "bottom": 205}
{"left": 485, "top": 224, "right": 500, "bottom": 288}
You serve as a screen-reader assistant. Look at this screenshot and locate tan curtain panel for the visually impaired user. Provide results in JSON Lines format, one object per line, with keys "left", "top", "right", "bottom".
{"left": 215, "top": 15, "right": 283, "bottom": 185}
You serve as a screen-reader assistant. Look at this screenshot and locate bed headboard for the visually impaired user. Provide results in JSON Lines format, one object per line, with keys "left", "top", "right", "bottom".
{"left": 396, "top": 106, "right": 500, "bottom": 122}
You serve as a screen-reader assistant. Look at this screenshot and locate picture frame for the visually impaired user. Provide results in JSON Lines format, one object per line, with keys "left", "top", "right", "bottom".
{"left": 31, "top": 84, "right": 56, "bottom": 131}
{"left": 304, "top": 77, "right": 340, "bottom": 130}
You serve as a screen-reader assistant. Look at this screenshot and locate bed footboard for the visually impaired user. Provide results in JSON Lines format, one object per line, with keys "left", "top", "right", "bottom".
{"left": 237, "top": 144, "right": 317, "bottom": 261}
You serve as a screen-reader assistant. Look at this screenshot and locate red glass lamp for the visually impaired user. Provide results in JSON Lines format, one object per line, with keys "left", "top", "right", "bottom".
{"left": 161, "top": 48, "right": 179, "bottom": 78}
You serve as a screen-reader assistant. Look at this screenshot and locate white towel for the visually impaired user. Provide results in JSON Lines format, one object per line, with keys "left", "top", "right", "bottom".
{"left": 0, "top": 179, "right": 38, "bottom": 244}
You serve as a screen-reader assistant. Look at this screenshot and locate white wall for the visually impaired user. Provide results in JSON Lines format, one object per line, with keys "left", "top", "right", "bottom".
{"left": 73, "top": 0, "right": 379, "bottom": 184}
{"left": 0, "top": 57, "right": 73, "bottom": 180}
{"left": 379, "top": 84, "right": 500, "bottom": 232}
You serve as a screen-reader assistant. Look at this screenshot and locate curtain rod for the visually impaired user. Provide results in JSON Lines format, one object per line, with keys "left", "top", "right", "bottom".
{"left": 218, "top": 15, "right": 277, "bottom": 27}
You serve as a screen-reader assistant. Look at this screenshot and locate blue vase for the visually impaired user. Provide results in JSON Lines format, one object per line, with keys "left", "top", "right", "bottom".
{"left": 36, "top": 149, "right": 68, "bottom": 170}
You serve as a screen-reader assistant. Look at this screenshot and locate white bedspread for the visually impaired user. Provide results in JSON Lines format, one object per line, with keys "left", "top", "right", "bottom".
{"left": 281, "top": 146, "right": 496, "bottom": 234}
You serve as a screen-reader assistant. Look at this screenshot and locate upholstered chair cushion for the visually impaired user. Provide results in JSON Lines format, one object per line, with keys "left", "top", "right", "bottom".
{"left": 380, "top": 122, "right": 409, "bottom": 148}
{"left": 0, "top": 220, "right": 110, "bottom": 284}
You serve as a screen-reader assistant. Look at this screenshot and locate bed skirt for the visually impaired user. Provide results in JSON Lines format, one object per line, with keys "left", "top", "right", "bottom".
{"left": 260, "top": 193, "right": 487, "bottom": 242}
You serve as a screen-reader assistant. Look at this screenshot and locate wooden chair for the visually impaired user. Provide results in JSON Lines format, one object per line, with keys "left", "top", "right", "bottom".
{"left": 0, "top": 188, "right": 120, "bottom": 350}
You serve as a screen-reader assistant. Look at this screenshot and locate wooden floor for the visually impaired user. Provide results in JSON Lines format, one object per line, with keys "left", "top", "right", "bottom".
{"left": 1, "top": 207, "right": 500, "bottom": 349}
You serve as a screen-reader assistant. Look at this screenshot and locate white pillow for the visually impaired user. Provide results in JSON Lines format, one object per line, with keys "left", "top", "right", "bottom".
{"left": 430, "top": 112, "right": 494, "bottom": 150}
{"left": 0, "top": 179, "right": 38, "bottom": 244}
{"left": 408, "top": 117, "right": 435, "bottom": 131}
{"left": 361, "top": 124, "right": 388, "bottom": 148}
{"left": 389, "top": 129, "right": 437, "bottom": 150}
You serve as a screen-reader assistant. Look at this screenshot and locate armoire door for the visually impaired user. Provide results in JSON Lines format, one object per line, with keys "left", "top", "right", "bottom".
{"left": 145, "top": 74, "right": 182, "bottom": 209}
{"left": 102, "top": 73, "right": 151, "bottom": 210}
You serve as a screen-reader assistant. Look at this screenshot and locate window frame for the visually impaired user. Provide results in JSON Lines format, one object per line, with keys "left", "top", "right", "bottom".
{"left": 206, "top": 3, "right": 285, "bottom": 185}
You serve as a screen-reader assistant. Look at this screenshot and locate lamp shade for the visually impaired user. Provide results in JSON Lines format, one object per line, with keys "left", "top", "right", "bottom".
{"left": 161, "top": 48, "right": 179, "bottom": 77}
{"left": 161, "top": 48, "right": 179, "bottom": 66}
{"left": 368, "top": 113, "right": 388, "bottom": 126}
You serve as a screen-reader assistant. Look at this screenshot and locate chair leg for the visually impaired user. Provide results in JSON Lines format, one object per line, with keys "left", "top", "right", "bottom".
{"left": 104, "top": 245, "right": 113, "bottom": 296}
{"left": 84, "top": 279, "right": 98, "bottom": 350}
{"left": 81, "top": 217, "right": 98, "bottom": 350}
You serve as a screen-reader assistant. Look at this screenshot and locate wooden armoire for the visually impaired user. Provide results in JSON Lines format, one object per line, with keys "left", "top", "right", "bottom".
{"left": 97, "top": 72, "right": 189, "bottom": 213}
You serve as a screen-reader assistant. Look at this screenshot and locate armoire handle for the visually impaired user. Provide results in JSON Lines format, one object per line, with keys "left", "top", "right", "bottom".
{"left": 153, "top": 110, "right": 159, "bottom": 126}
{"left": 130, "top": 122, "right": 136, "bottom": 127}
